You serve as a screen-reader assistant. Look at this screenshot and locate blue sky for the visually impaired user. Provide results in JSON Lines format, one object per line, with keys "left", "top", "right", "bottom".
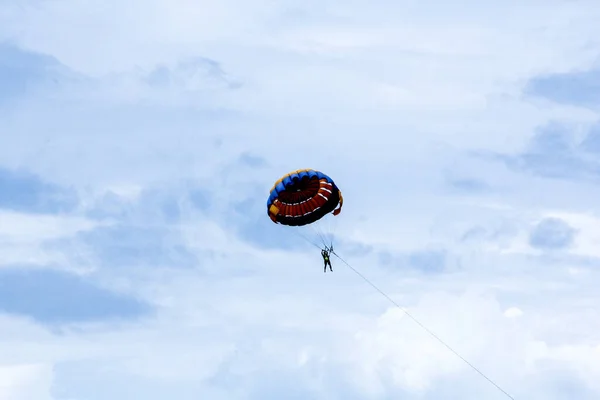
{"left": 2, "top": 1, "right": 600, "bottom": 399}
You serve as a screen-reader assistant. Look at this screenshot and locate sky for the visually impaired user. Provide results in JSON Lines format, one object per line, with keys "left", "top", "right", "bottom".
{"left": 1, "top": 0, "right": 600, "bottom": 399}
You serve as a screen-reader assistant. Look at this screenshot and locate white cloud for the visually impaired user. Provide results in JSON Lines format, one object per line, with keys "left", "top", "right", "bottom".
{"left": 541, "top": 211, "right": 600, "bottom": 258}
{"left": 504, "top": 307, "right": 523, "bottom": 318}
{"left": 0, "top": 211, "right": 101, "bottom": 268}
{"left": 0, "top": 363, "right": 54, "bottom": 400}
{"left": 1, "top": 0, "right": 600, "bottom": 398}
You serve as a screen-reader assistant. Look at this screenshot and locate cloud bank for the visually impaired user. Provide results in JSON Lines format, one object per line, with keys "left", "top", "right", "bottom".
{"left": 1, "top": 0, "right": 600, "bottom": 399}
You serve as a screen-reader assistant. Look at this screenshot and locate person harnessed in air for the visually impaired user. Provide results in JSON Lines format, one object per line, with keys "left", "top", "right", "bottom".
{"left": 322, "top": 246, "right": 333, "bottom": 272}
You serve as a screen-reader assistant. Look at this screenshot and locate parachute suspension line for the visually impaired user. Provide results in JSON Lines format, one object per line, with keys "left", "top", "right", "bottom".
{"left": 326, "top": 212, "right": 339, "bottom": 249}
{"left": 306, "top": 220, "right": 333, "bottom": 251}
{"left": 331, "top": 252, "right": 516, "bottom": 400}
{"left": 312, "top": 213, "right": 339, "bottom": 251}
{"left": 312, "top": 223, "right": 329, "bottom": 249}
{"left": 291, "top": 228, "right": 323, "bottom": 251}
{"left": 319, "top": 220, "right": 330, "bottom": 246}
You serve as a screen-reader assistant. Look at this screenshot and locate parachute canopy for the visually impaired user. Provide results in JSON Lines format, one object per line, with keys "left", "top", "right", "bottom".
{"left": 267, "top": 169, "right": 343, "bottom": 226}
